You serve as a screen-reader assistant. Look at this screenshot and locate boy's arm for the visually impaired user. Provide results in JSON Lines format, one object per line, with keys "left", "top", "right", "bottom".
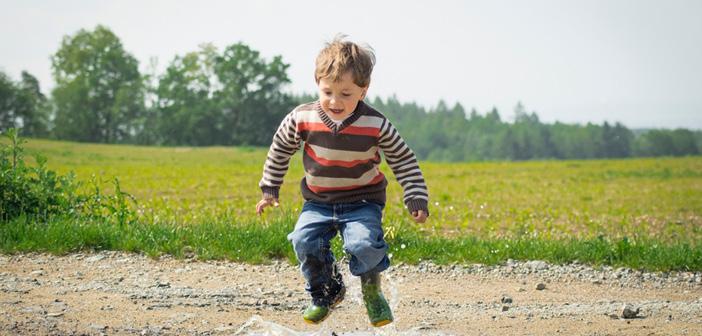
{"left": 258, "top": 111, "right": 301, "bottom": 201}
{"left": 377, "top": 119, "right": 429, "bottom": 217}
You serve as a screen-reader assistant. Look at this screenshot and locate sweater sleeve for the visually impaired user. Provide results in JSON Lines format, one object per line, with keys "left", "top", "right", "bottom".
{"left": 377, "top": 119, "right": 429, "bottom": 215}
{"left": 258, "top": 111, "right": 301, "bottom": 199}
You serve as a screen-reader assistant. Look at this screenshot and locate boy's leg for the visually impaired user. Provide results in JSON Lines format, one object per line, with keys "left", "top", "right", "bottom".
{"left": 338, "top": 201, "right": 390, "bottom": 277}
{"left": 338, "top": 201, "right": 393, "bottom": 326}
{"left": 287, "top": 201, "right": 345, "bottom": 323}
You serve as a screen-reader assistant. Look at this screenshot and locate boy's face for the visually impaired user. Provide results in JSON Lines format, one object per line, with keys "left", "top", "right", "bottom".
{"left": 317, "top": 71, "right": 368, "bottom": 121}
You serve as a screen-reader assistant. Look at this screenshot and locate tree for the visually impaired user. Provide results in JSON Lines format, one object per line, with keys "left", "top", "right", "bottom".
{"left": 601, "top": 122, "right": 633, "bottom": 158}
{"left": 154, "top": 42, "right": 293, "bottom": 146}
{"left": 15, "top": 72, "right": 50, "bottom": 137}
{"left": 486, "top": 107, "right": 501, "bottom": 123}
{"left": 0, "top": 72, "right": 17, "bottom": 131}
{"left": 670, "top": 129, "right": 699, "bottom": 156}
{"left": 214, "top": 42, "right": 292, "bottom": 146}
{"left": 0, "top": 71, "right": 49, "bottom": 137}
{"left": 154, "top": 44, "right": 219, "bottom": 145}
{"left": 51, "top": 25, "right": 144, "bottom": 143}
{"left": 634, "top": 130, "right": 674, "bottom": 156}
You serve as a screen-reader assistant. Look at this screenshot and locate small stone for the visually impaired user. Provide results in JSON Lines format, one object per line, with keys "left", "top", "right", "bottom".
{"left": 145, "top": 303, "right": 172, "bottom": 310}
{"left": 89, "top": 324, "right": 107, "bottom": 331}
{"left": 536, "top": 283, "right": 546, "bottom": 290}
{"left": 213, "top": 326, "right": 236, "bottom": 333}
{"left": 501, "top": 296, "right": 513, "bottom": 304}
{"left": 525, "top": 260, "right": 549, "bottom": 271}
{"left": 501, "top": 305, "right": 510, "bottom": 312}
{"left": 86, "top": 255, "right": 105, "bottom": 262}
{"left": 620, "top": 304, "right": 639, "bottom": 319}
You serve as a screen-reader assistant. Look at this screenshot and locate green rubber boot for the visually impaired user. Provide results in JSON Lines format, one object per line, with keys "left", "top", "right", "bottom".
{"left": 361, "top": 272, "right": 393, "bottom": 327}
{"left": 302, "top": 274, "right": 346, "bottom": 324}
{"left": 303, "top": 303, "right": 330, "bottom": 324}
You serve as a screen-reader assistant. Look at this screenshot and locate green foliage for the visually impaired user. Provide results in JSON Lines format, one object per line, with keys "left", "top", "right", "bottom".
{"left": 368, "top": 97, "right": 694, "bottom": 162}
{"left": 51, "top": 25, "right": 144, "bottom": 143}
{"left": 120, "top": 39, "right": 296, "bottom": 147}
{"left": 0, "top": 72, "right": 13, "bottom": 129}
{"left": 634, "top": 129, "right": 700, "bottom": 157}
{"left": 77, "top": 176, "right": 138, "bottom": 227}
{"left": 152, "top": 45, "right": 218, "bottom": 145}
{"left": 0, "top": 130, "right": 137, "bottom": 224}
{"left": 0, "top": 71, "right": 50, "bottom": 137}
{"left": 0, "top": 128, "right": 77, "bottom": 220}
{"left": 153, "top": 42, "right": 294, "bottom": 146}
{"left": 214, "top": 43, "right": 293, "bottom": 145}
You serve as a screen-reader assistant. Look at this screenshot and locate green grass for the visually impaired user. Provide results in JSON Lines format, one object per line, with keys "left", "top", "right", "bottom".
{"left": 2, "top": 138, "right": 701, "bottom": 271}
{"left": 2, "top": 213, "right": 700, "bottom": 271}
{"left": 0, "top": 212, "right": 296, "bottom": 263}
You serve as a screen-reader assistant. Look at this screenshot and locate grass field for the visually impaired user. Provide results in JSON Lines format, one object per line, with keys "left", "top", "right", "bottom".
{"left": 3, "top": 138, "right": 702, "bottom": 270}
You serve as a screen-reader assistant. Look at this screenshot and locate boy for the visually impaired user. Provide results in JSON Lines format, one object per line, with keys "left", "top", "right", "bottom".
{"left": 256, "top": 36, "right": 429, "bottom": 327}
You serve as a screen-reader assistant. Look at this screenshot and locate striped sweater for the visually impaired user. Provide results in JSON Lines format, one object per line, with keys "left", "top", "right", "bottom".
{"left": 259, "top": 100, "right": 429, "bottom": 214}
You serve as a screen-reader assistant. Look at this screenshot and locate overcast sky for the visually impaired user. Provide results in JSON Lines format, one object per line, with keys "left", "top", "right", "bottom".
{"left": 1, "top": 0, "right": 701, "bottom": 129}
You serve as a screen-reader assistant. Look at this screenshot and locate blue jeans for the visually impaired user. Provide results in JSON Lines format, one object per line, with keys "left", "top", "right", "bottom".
{"left": 288, "top": 200, "right": 390, "bottom": 298}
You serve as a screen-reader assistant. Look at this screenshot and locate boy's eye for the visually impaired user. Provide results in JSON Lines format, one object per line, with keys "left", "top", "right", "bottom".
{"left": 342, "top": 93, "right": 351, "bottom": 97}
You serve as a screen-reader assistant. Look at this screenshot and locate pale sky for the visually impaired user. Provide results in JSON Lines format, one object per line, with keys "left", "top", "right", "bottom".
{"left": 1, "top": 0, "right": 701, "bottom": 129}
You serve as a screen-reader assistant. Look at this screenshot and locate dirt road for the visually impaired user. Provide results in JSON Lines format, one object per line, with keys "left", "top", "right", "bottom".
{"left": 1, "top": 252, "right": 700, "bottom": 335}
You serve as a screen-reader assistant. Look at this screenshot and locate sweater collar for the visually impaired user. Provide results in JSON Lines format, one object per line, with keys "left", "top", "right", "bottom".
{"left": 315, "top": 100, "right": 365, "bottom": 134}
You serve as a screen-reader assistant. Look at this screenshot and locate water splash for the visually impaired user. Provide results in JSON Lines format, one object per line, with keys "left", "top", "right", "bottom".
{"left": 337, "top": 262, "right": 401, "bottom": 310}
{"left": 234, "top": 315, "right": 450, "bottom": 336}
{"left": 234, "top": 316, "right": 303, "bottom": 336}
{"left": 234, "top": 267, "right": 449, "bottom": 336}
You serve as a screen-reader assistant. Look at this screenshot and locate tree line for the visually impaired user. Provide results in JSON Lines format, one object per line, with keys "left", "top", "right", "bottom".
{"left": 1, "top": 25, "right": 700, "bottom": 161}
{"left": 373, "top": 98, "right": 701, "bottom": 161}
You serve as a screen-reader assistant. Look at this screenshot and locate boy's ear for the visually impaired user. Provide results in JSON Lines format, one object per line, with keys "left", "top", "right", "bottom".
{"left": 361, "top": 86, "right": 369, "bottom": 100}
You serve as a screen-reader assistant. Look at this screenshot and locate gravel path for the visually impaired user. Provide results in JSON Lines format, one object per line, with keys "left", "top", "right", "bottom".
{"left": 1, "top": 252, "right": 701, "bottom": 335}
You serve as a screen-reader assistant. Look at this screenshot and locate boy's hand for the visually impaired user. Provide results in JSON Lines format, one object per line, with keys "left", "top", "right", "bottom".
{"left": 256, "top": 197, "right": 279, "bottom": 215}
{"left": 411, "top": 210, "right": 428, "bottom": 223}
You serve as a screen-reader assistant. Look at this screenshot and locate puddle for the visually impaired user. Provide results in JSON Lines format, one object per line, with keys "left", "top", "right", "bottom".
{"left": 234, "top": 267, "right": 450, "bottom": 336}
{"left": 233, "top": 315, "right": 449, "bottom": 336}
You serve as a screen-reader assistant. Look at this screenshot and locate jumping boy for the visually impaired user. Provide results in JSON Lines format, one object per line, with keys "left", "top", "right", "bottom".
{"left": 256, "top": 35, "right": 429, "bottom": 327}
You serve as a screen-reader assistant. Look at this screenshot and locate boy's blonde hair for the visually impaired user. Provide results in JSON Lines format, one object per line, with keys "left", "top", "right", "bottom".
{"left": 315, "top": 35, "right": 375, "bottom": 88}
